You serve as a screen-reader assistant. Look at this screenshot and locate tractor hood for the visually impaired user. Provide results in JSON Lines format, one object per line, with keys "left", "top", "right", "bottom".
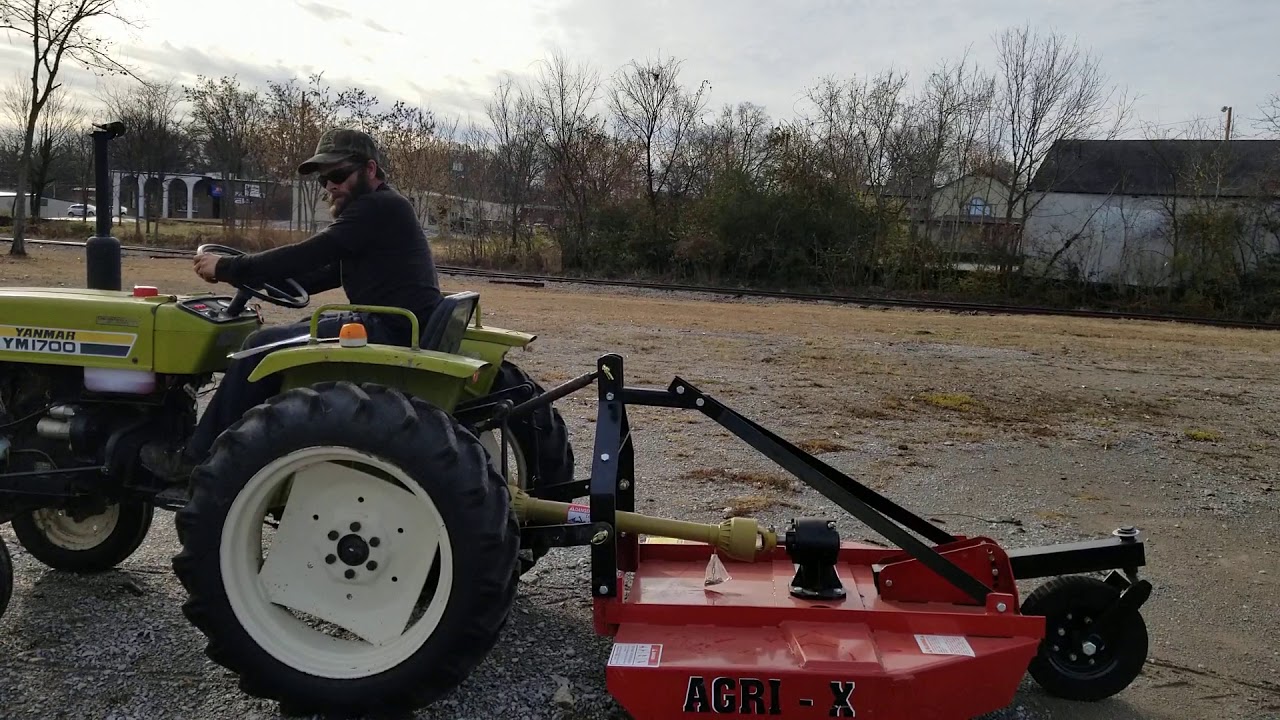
{"left": 0, "top": 286, "right": 259, "bottom": 375}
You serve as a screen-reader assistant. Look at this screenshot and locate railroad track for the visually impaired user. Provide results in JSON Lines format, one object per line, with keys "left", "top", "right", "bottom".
{"left": 6, "top": 236, "right": 1279, "bottom": 331}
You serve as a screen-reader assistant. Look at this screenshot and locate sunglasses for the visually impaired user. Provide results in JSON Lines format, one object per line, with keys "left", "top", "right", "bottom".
{"left": 317, "top": 164, "right": 360, "bottom": 187}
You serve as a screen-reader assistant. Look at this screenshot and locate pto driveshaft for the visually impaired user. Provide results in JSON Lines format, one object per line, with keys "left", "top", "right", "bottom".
{"left": 509, "top": 486, "right": 778, "bottom": 562}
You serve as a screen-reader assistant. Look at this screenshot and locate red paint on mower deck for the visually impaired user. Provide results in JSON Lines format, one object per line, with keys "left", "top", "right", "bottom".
{"left": 596, "top": 540, "right": 1044, "bottom": 719}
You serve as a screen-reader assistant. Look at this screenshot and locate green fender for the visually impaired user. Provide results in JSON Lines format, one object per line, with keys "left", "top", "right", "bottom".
{"left": 248, "top": 343, "right": 490, "bottom": 412}
{"left": 241, "top": 301, "right": 540, "bottom": 411}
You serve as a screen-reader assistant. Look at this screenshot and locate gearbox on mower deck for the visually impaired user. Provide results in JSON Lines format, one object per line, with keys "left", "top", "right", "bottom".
{"left": 466, "top": 353, "right": 1154, "bottom": 720}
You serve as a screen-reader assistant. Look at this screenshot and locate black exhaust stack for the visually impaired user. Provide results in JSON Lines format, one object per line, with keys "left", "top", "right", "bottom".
{"left": 85, "top": 121, "right": 126, "bottom": 291}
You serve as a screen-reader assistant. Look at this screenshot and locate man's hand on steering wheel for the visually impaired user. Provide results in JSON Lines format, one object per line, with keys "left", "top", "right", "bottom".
{"left": 194, "top": 252, "right": 220, "bottom": 283}
{"left": 194, "top": 243, "right": 311, "bottom": 315}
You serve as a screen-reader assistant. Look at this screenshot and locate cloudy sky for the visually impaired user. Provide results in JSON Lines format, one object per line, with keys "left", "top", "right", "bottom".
{"left": 2, "top": 0, "right": 1278, "bottom": 137}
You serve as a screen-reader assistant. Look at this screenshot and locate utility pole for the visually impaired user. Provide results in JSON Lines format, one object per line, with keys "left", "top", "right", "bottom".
{"left": 1222, "top": 105, "right": 1233, "bottom": 141}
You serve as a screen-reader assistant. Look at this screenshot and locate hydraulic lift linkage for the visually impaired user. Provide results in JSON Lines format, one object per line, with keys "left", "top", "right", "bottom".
{"left": 460, "top": 353, "right": 1148, "bottom": 599}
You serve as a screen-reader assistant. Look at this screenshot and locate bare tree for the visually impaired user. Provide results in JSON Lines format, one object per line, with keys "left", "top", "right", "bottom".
{"left": 0, "top": 0, "right": 140, "bottom": 254}
{"left": 335, "top": 87, "right": 382, "bottom": 134}
{"left": 531, "top": 50, "right": 608, "bottom": 260}
{"left": 705, "top": 102, "right": 776, "bottom": 185}
{"left": 377, "top": 100, "right": 438, "bottom": 212}
{"left": 802, "top": 72, "right": 910, "bottom": 189}
{"left": 1254, "top": 81, "right": 1280, "bottom": 138}
{"left": 485, "top": 74, "right": 543, "bottom": 253}
{"left": 990, "top": 23, "right": 1132, "bottom": 277}
{"left": 259, "top": 74, "right": 341, "bottom": 231}
{"left": 904, "top": 53, "right": 997, "bottom": 189}
{"left": 1, "top": 77, "right": 86, "bottom": 219}
{"left": 607, "top": 54, "right": 709, "bottom": 219}
{"left": 800, "top": 70, "right": 915, "bottom": 280}
{"left": 184, "top": 75, "right": 263, "bottom": 229}
{"left": 99, "top": 78, "right": 191, "bottom": 234}
{"left": 888, "top": 54, "right": 998, "bottom": 276}
{"left": 406, "top": 113, "right": 465, "bottom": 233}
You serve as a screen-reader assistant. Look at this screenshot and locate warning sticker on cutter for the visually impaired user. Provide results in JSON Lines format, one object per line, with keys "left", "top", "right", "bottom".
{"left": 914, "top": 634, "right": 975, "bottom": 657}
{"left": 608, "top": 643, "right": 663, "bottom": 667}
{"left": 566, "top": 503, "right": 590, "bottom": 524}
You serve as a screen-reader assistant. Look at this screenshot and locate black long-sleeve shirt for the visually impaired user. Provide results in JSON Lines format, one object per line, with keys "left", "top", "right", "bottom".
{"left": 215, "top": 184, "right": 442, "bottom": 333}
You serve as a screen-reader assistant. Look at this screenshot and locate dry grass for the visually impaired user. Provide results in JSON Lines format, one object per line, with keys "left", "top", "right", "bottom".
{"left": 915, "top": 391, "right": 985, "bottom": 413}
{"left": 1184, "top": 427, "right": 1224, "bottom": 442}
{"left": 719, "top": 494, "right": 802, "bottom": 517}
{"left": 795, "top": 438, "right": 851, "bottom": 454}
{"left": 682, "top": 467, "right": 797, "bottom": 493}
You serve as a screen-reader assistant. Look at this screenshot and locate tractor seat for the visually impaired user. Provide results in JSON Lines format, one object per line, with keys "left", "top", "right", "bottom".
{"left": 418, "top": 291, "right": 479, "bottom": 354}
{"left": 228, "top": 292, "right": 479, "bottom": 362}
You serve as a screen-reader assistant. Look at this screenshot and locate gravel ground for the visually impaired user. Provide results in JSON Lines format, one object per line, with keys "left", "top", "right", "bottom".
{"left": 1, "top": 246, "right": 1279, "bottom": 719}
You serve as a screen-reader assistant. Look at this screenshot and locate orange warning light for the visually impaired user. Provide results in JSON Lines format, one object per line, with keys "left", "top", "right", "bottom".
{"left": 339, "top": 322, "right": 368, "bottom": 347}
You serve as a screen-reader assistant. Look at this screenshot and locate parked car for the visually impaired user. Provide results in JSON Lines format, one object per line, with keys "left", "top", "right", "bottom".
{"left": 67, "top": 203, "right": 95, "bottom": 217}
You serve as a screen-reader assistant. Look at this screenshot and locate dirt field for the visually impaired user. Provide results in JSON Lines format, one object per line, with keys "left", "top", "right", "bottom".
{"left": 1, "top": 245, "right": 1278, "bottom": 720}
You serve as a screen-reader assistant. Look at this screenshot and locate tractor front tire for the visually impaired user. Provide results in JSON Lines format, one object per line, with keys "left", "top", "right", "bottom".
{"left": 172, "top": 381, "right": 519, "bottom": 717}
{"left": 11, "top": 500, "right": 153, "bottom": 573}
{"left": 0, "top": 538, "right": 12, "bottom": 619}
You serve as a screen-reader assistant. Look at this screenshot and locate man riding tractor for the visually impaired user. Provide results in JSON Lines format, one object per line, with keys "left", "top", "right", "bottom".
{"left": 141, "top": 128, "right": 444, "bottom": 484}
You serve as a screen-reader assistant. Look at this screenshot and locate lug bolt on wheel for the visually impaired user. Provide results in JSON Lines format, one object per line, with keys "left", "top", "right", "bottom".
{"left": 350, "top": 521, "right": 361, "bottom": 532}
{"left": 367, "top": 561, "right": 378, "bottom": 570}
{"left": 328, "top": 530, "right": 339, "bottom": 541}
{"left": 345, "top": 569, "right": 356, "bottom": 579}
{"left": 325, "top": 554, "right": 336, "bottom": 564}
{"left": 369, "top": 537, "right": 380, "bottom": 547}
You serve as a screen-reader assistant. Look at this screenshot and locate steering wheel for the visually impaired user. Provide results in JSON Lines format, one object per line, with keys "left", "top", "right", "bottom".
{"left": 196, "top": 243, "right": 310, "bottom": 317}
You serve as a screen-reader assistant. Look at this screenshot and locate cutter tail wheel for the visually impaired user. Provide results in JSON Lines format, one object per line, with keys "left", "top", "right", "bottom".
{"left": 0, "top": 537, "right": 12, "bottom": 619}
{"left": 172, "top": 381, "right": 520, "bottom": 717}
{"left": 10, "top": 499, "right": 153, "bottom": 573}
{"left": 1020, "top": 574, "right": 1151, "bottom": 702}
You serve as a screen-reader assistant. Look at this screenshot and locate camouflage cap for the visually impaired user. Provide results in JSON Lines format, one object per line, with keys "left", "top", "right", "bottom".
{"left": 297, "top": 127, "right": 381, "bottom": 175}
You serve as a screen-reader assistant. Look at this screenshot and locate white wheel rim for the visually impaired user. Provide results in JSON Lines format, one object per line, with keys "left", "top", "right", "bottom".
{"left": 219, "top": 446, "right": 454, "bottom": 680}
{"left": 31, "top": 505, "right": 120, "bottom": 550}
{"left": 479, "top": 430, "right": 528, "bottom": 490}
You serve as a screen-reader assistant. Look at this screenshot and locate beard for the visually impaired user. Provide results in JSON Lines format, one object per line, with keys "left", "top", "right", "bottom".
{"left": 327, "top": 171, "right": 374, "bottom": 217}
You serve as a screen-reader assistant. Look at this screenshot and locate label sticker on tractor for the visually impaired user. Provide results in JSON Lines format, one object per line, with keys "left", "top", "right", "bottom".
{"left": 566, "top": 503, "right": 591, "bottom": 524}
{"left": 914, "top": 634, "right": 975, "bottom": 657}
{"left": 0, "top": 325, "right": 135, "bottom": 359}
{"left": 608, "top": 643, "right": 662, "bottom": 667}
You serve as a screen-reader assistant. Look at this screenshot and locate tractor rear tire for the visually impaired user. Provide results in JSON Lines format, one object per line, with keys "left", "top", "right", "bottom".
{"left": 11, "top": 500, "right": 153, "bottom": 573}
{"left": 1021, "top": 575, "right": 1149, "bottom": 702}
{"left": 0, "top": 537, "right": 12, "bottom": 619}
{"left": 172, "top": 381, "right": 519, "bottom": 717}
{"left": 486, "top": 360, "right": 578, "bottom": 575}
{"left": 491, "top": 360, "right": 577, "bottom": 501}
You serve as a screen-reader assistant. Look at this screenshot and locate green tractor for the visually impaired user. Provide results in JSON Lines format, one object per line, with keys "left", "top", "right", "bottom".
{"left": 0, "top": 242, "right": 582, "bottom": 715}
